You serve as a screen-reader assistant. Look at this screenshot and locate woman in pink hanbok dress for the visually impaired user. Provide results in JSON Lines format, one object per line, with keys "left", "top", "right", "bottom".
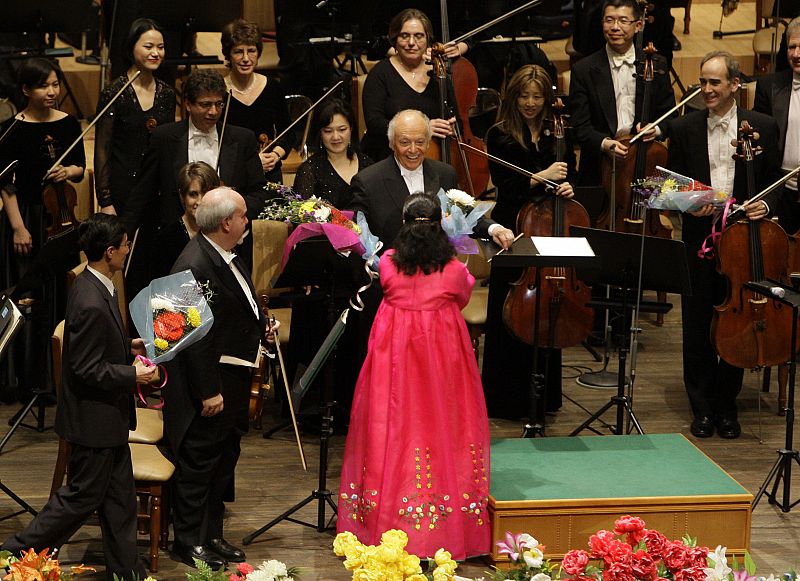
{"left": 337, "top": 193, "right": 491, "bottom": 560}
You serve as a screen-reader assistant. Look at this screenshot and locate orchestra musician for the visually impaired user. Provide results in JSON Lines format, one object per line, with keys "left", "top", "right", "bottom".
{"left": 665, "top": 51, "right": 783, "bottom": 440}
{"left": 753, "top": 16, "right": 800, "bottom": 235}
{"left": 480, "top": 65, "right": 576, "bottom": 419}
{"left": 221, "top": 19, "right": 295, "bottom": 184}
{"left": 568, "top": 0, "right": 674, "bottom": 188}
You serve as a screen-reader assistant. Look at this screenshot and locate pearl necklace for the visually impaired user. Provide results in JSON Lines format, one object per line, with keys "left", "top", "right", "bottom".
{"left": 228, "top": 75, "right": 255, "bottom": 94}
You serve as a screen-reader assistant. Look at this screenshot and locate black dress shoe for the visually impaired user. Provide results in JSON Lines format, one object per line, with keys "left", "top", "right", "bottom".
{"left": 717, "top": 418, "right": 741, "bottom": 439}
{"left": 172, "top": 542, "right": 227, "bottom": 570}
{"left": 208, "top": 538, "right": 246, "bottom": 562}
{"left": 690, "top": 416, "right": 714, "bottom": 438}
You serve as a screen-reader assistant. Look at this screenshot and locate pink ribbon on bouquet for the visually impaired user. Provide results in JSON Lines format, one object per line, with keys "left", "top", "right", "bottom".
{"left": 135, "top": 354, "right": 167, "bottom": 409}
{"left": 697, "top": 197, "right": 735, "bottom": 260}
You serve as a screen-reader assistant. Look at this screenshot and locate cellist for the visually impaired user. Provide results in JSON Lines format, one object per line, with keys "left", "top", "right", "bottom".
{"left": 665, "top": 51, "right": 783, "bottom": 440}
{"left": 569, "top": 0, "right": 674, "bottom": 189}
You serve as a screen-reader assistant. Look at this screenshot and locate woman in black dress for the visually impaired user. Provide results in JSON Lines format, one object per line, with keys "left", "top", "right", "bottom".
{"left": 480, "top": 64, "right": 576, "bottom": 419}
{"left": 359, "top": 9, "right": 458, "bottom": 161}
{"left": 94, "top": 18, "right": 176, "bottom": 217}
{"left": 221, "top": 19, "right": 294, "bottom": 184}
{"left": 293, "top": 100, "right": 372, "bottom": 208}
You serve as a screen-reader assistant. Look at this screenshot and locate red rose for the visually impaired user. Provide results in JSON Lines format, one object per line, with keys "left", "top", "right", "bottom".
{"left": 590, "top": 530, "right": 616, "bottom": 558}
{"left": 614, "top": 516, "right": 646, "bottom": 546}
{"left": 563, "top": 550, "right": 590, "bottom": 575}
{"left": 686, "top": 546, "right": 709, "bottom": 568}
{"left": 603, "top": 560, "right": 635, "bottom": 581}
{"left": 631, "top": 549, "right": 657, "bottom": 580}
{"left": 236, "top": 563, "right": 254, "bottom": 575}
{"left": 154, "top": 311, "right": 186, "bottom": 342}
{"left": 662, "top": 541, "right": 689, "bottom": 572}
{"left": 604, "top": 540, "right": 633, "bottom": 566}
{"left": 673, "top": 564, "right": 707, "bottom": 581}
{"left": 642, "top": 530, "right": 669, "bottom": 559}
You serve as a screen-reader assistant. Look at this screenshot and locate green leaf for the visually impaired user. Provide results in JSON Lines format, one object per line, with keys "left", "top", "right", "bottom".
{"left": 743, "top": 552, "right": 757, "bottom": 576}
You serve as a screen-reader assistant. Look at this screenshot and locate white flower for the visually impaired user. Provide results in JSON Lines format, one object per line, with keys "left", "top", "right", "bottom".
{"left": 314, "top": 205, "right": 331, "bottom": 222}
{"left": 517, "top": 533, "right": 539, "bottom": 550}
{"left": 446, "top": 189, "right": 475, "bottom": 208}
{"left": 522, "top": 547, "right": 544, "bottom": 569}
{"left": 151, "top": 297, "right": 176, "bottom": 311}
{"left": 531, "top": 574, "right": 552, "bottom": 581}
{"left": 704, "top": 546, "right": 731, "bottom": 581}
{"left": 246, "top": 559, "right": 290, "bottom": 581}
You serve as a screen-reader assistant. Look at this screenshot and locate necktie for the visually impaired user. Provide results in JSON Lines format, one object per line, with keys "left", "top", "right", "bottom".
{"left": 708, "top": 117, "right": 729, "bottom": 132}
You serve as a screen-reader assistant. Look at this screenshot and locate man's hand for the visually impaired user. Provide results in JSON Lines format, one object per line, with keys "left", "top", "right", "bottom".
{"left": 689, "top": 204, "right": 715, "bottom": 217}
{"left": 201, "top": 393, "right": 224, "bottom": 417}
{"left": 492, "top": 226, "right": 515, "bottom": 250}
{"left": 602, "top": 138, "right": 628, "bottom": 159}
{"left": 131, "top": 338, "right": 147, "bottom": 357}
{"left": 260, "top": 151, "right": 281, "bottom": 173}
{"left": 265, "top": 319, "right": 281, "bottom": 344}
{"left": 745, "top": 200, "right": 768, "bottom": 220}
{"left": 634, "top": 122, "right": 658, "bottom": 142}
{"left": 134, "top": 361, "right": 157, "bottom": 384}
{"left": 430, "top": 118, "right": 454, "bottom": 139}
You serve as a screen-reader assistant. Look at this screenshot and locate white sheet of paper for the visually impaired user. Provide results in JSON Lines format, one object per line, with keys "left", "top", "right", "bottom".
{"left": 531, "top": 236, "right": 595, "bottom": 257}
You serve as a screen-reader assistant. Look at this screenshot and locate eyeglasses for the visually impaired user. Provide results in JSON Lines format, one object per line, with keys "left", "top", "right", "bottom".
{"left": 194, "top": 100, "right": 226, "bottom": 110}
{"left": 602, "top": 16, "right": 637, "bottom": 27}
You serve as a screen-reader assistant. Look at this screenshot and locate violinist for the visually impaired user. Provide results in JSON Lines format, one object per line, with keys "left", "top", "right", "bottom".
{"left": 94, "top": 18, "right": 176, "bottom": 219}
{"left": 359, "top": 9, "right": 456, "bottom": 162}
{"left": 481, "top": 65, "right": 576, "bottom": 420}
{"left": 753, "top": 17, "right": 800, "bottom": 235}
{"left": 666, "top": 51, "right": 782, "bottom": 440}
{"left": 569, "top": 0, "right": 674, "bottom": 188}
{"left": 221, "top": 19, "right": 295, "bottom": 184}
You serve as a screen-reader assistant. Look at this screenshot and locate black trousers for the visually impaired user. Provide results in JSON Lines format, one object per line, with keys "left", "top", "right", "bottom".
{"left": 1, "top": 443, "right": 143, "bottom": 581}
{"left": 171, "top": 365, "right": 250, "bottom": 546}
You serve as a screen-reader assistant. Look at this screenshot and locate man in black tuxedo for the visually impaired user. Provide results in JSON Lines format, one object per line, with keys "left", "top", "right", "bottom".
{"left": 350, "top": 109, "right": 515, "bottom": 249}
{"left": 1, "top": 214, "right": 155, "bottom": 580}
{"left": 569, "top": 0, "right": 675, "bottom": 189}
{"left": 667, "top": 51, "right": 783, "bottom": 439}
{"left": 753, "top": 17, "right": 800, "bottom": 235}
{"left": 164, "top": 188, "right": 269, "bottom": 569}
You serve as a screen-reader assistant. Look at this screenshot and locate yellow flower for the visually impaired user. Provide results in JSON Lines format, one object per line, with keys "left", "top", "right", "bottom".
{"left": 662, "top": 178, "right": 678, "bottom": 192}
{"left": 154, "top": 338, "right": 169, "bottom": 351}
{"left": 435, "top": 561, "right": 458, "bottom": 576}
{"left": 375, "top": 543, "right": 403, "bottom": 564}
{"left": 433, "top": 548, "right": 452, "bottom": 566}
{"left": 143, "top": 577, "right": 158, "bottom": 581}
{"left": 433, "top": 569, "right": 454, "bottom": 581}
{"left": 407, "top": 575, "right": 429, "bottom": 581}
{"left": 400, "top": 554, "right": 422, "bottom": 575}
{"left": 333, "top": 531, "right": 362, "bottom": 556}
{"left": 380, "top": 529, "right": 409, "bottom": 550}
{"left": 299, "top": 200, "right": 317, "bottom": 213}
{"left": 187, "top": 307, "right": 201, "bottom": 328}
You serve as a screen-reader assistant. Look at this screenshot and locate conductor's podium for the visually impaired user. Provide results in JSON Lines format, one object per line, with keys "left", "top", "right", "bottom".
{"left": 488, "top": 434, "right": 752, "bottom": 565}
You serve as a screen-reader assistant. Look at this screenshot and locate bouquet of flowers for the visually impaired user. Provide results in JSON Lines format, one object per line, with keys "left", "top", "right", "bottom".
{"left": 258, "top": 184, "right": 361, "bottom": 234}
{"left": 129, "top": 270, "right": 214, "bottom": 364}
{"left": 333, "top": 529, "right": 459, "bottom": 581}
{"left": 633, "top": 166, "right": 731, "bottom": 213}
{"left": 486, "top": 532, "right": 555, "bottom": 581}
{"left": 186, "top": 558, "right": 299, "bottom": 581}
{"left": 0, "top": 548, "right": 96, "bottom": 581}
{"left": 437, "top": 188, "right": 494, "bottom": 254}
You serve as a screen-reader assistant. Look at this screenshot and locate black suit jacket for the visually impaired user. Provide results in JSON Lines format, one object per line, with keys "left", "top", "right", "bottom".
{"left": 163, "top": 235, "right": 266, "bottom": 454}
{"left": 55, "top": 270, "right": 137, "bottom": 448}
{"left": 753, "top": 69, "right": 792, "bottom": 153}
{"left": 569, "top": 46, "right": 675, "bottom": 185}
{"left": 349, "top": 157, "right": 496, "bottom": 248}
{"left": 122, "top": 120, "right": 267, "bottom": 235}
{"left": 667, "top": 107, "right": 784, "bottom": 249}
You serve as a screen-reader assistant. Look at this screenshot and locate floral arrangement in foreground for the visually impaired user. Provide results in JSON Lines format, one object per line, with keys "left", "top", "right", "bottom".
{"left": 186, "top": 558, "right": 299, "bottom": 581}
{"left": 632, "top": 167, "right": 730, "bottom": 213}
{"left": 258, "top": 184, "right": 361, "bottom": 234}
{"left": 0, "top": 548, "right": 96, "bottom": 581}
{"left": 333, "top": 529, "right": 458, "bottom": 581}
{"left": 437, "top": 188, "right": 494, "bottom": 255}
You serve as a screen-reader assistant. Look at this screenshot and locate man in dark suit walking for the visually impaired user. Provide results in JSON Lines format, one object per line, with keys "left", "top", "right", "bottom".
{"left": 164, "top": 188, "right": 268, "bottom": 569}
{"left": 1, "top": 214, "right": 156, "bottom": 580}
{"left": 753, "top": 16, "right": 800, "bottom": 234}
{"left": 350, "top": 109, "right": 515, "bottom": 249}
{"left": 569, "top": 0, "right": 675, "bottom": 188}
{"left": 667, "top": 51, "right": 783, "bottom": 440}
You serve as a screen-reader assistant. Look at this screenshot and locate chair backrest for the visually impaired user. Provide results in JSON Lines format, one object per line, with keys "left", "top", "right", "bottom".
{"left": 459, "top": 246, "right": 492, "bottom": 281}
{"left": 51, "top": 320, "right": 65, "bottom": 396}
{"left": 285, "top": 94, "right": 314, "bottom": 160}
{"left": 251, "top": 219, "right": 290, "bottom": 295}
{"left": 355, "top": 74, "right": 368, "bottom": 139}
{"left": 470, "top": 88, "right": 500, "bottom": 141}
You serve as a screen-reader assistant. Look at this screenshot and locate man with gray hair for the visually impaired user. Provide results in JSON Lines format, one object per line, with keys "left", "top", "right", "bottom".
{"left": 754, "top": 16, "right": 800, "bottom": 234}
{"left": 350, "top": 108, "right": 515, "bottom": 249}
{"left": 163, "top": 187, "right": 268, "bottom": 569}
{"left": 666, "top": 51, "right": 782, "bottom": 440}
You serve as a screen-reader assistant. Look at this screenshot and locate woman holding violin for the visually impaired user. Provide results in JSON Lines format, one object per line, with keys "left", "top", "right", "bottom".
{"left": 360, "top": 8, "right": 459, "bottom": 162}
{"left": 94, "top": 18, "right": 176, "bottom": 218}
{"left": 481, "top": 65, "right": 576, "bottom": 420}
{"left": 293, "top": 99, "right": 372, "bottom": 208}
{"left": 221, "top": 19, "right": 294, "bottom": 183}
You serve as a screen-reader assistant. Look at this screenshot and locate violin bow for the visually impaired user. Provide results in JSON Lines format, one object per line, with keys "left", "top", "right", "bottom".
{"left": 0, "top": 160, "right": 17, "bottom": 182}
{"left": 271, "top": 314, "right": 307, "bottom": 471}
{"left": 458, "top": 141, "right": 560, "bottom": 189}
{"left": 216, "top": 89, "right": 233, "bottom": 173}
{"left": 42, "top": 70, "right": 141, "bottom": 182}
{"left": 261, "top": 80, "right": 344, "bottom": 154}
{"left": 0, "top": 114, "right": 23, "bottom": 149}
{"left": 449, "top": 0, "right": 544, "bottom": 46}
{"left": 630, "top": 86, "right": 701, "bottom": 144}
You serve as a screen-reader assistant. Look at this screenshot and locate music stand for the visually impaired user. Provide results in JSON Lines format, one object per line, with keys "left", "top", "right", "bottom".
{"left": 748, "top": 279, "right": 800, "bottom": 512}
{"left": 243, "top": 237, "right": 367, "bottom": 544}
{"left": 0, "top": 294, "right": 39, "bottom": 520}
{"left": 568, "top": 227, "right": 691, "bottom": 436}
{"left": 489, "top": 236, "right": 598, "bottom": 437}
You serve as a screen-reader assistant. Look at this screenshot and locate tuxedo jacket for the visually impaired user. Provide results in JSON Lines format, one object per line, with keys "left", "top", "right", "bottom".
{"left": 55, "top": 270, "right": 137, "bottom": 448}
{"left": 666, "top": 107, "right": 783, "bottom": 249}
{"left": 753, "top": 69, "right": 793, "bottom": 155}
{"left": 569, "top": 46, "right": 675, "bottom": 185}
{"left": 163, "top": 235, "right": 266, "bottom": 454}
{"left": 349, "top": 157, "right": 496, "bottom": 248}
{"left": 123, "top": 119, "right": 267, "bottom": 235}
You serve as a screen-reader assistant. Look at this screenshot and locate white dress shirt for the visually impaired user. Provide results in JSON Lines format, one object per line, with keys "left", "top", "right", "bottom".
{"left": 707, "top": 105, "right": 737, "bottom": 197}
{"left": 188, "top": 119, "right": 219, "bottom": 170}
{"left": 782, "top": 74, "right": 800, "bottom": 191}
{"left": 607, "top": 45, "right": 636, "bottom": 137}
{"left": 87, "top": 265, "right": 115, "bottom": 297}
{"left": 396, "top": 158, "right": 425, "bottom": 194}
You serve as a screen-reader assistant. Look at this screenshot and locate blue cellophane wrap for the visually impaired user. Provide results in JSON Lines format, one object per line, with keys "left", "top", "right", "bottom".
{"left": 356, "top": 211, "right": 381, "bottom": 272}
{"left": 129, "top": 269, "right": 214, "bottom": 363}
{"left": 436, "top": 189, "right": 494, "bottom": 254}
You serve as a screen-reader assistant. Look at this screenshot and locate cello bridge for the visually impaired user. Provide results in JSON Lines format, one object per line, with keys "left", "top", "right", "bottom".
{"left": 748, "top": 297, "right": 768, "bottom": 305}
{"left": 545, "top": 276, "right": 566, "bottom": 281}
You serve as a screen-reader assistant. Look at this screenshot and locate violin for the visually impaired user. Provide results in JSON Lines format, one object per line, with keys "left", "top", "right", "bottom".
{"left": 249, "top": 294, "right": 271, "bottom": 429}
{"left": 41, "top": 135, "right": 79, "bottom": 239}
{"left": 711, "top": 120, "right": 792, "bottom": 369}
{"left": 502, "top": 99, "right": 594, "bottom": 348}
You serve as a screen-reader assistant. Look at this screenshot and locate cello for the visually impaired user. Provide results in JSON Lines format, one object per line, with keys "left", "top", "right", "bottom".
{"left": 502, "top": 99, "right": 594, "bottom": 348}
{"left": 712, "top": 121, "right": 792, "bottom": 369}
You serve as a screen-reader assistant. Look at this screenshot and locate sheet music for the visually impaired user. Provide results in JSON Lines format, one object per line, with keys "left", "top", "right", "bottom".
{"left": 531, "top": 236, "right": 595, "bottom": 257}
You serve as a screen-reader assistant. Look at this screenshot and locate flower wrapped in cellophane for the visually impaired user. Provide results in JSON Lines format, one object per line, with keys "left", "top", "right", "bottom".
{"left": 634, "top": 166, "right": 731, "bottom": 213}
{"left": 129, "top": 269, "right": 214, "bottom": 363}
{"left": 437, "top": 188, "right": 494, "bottom": 254}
